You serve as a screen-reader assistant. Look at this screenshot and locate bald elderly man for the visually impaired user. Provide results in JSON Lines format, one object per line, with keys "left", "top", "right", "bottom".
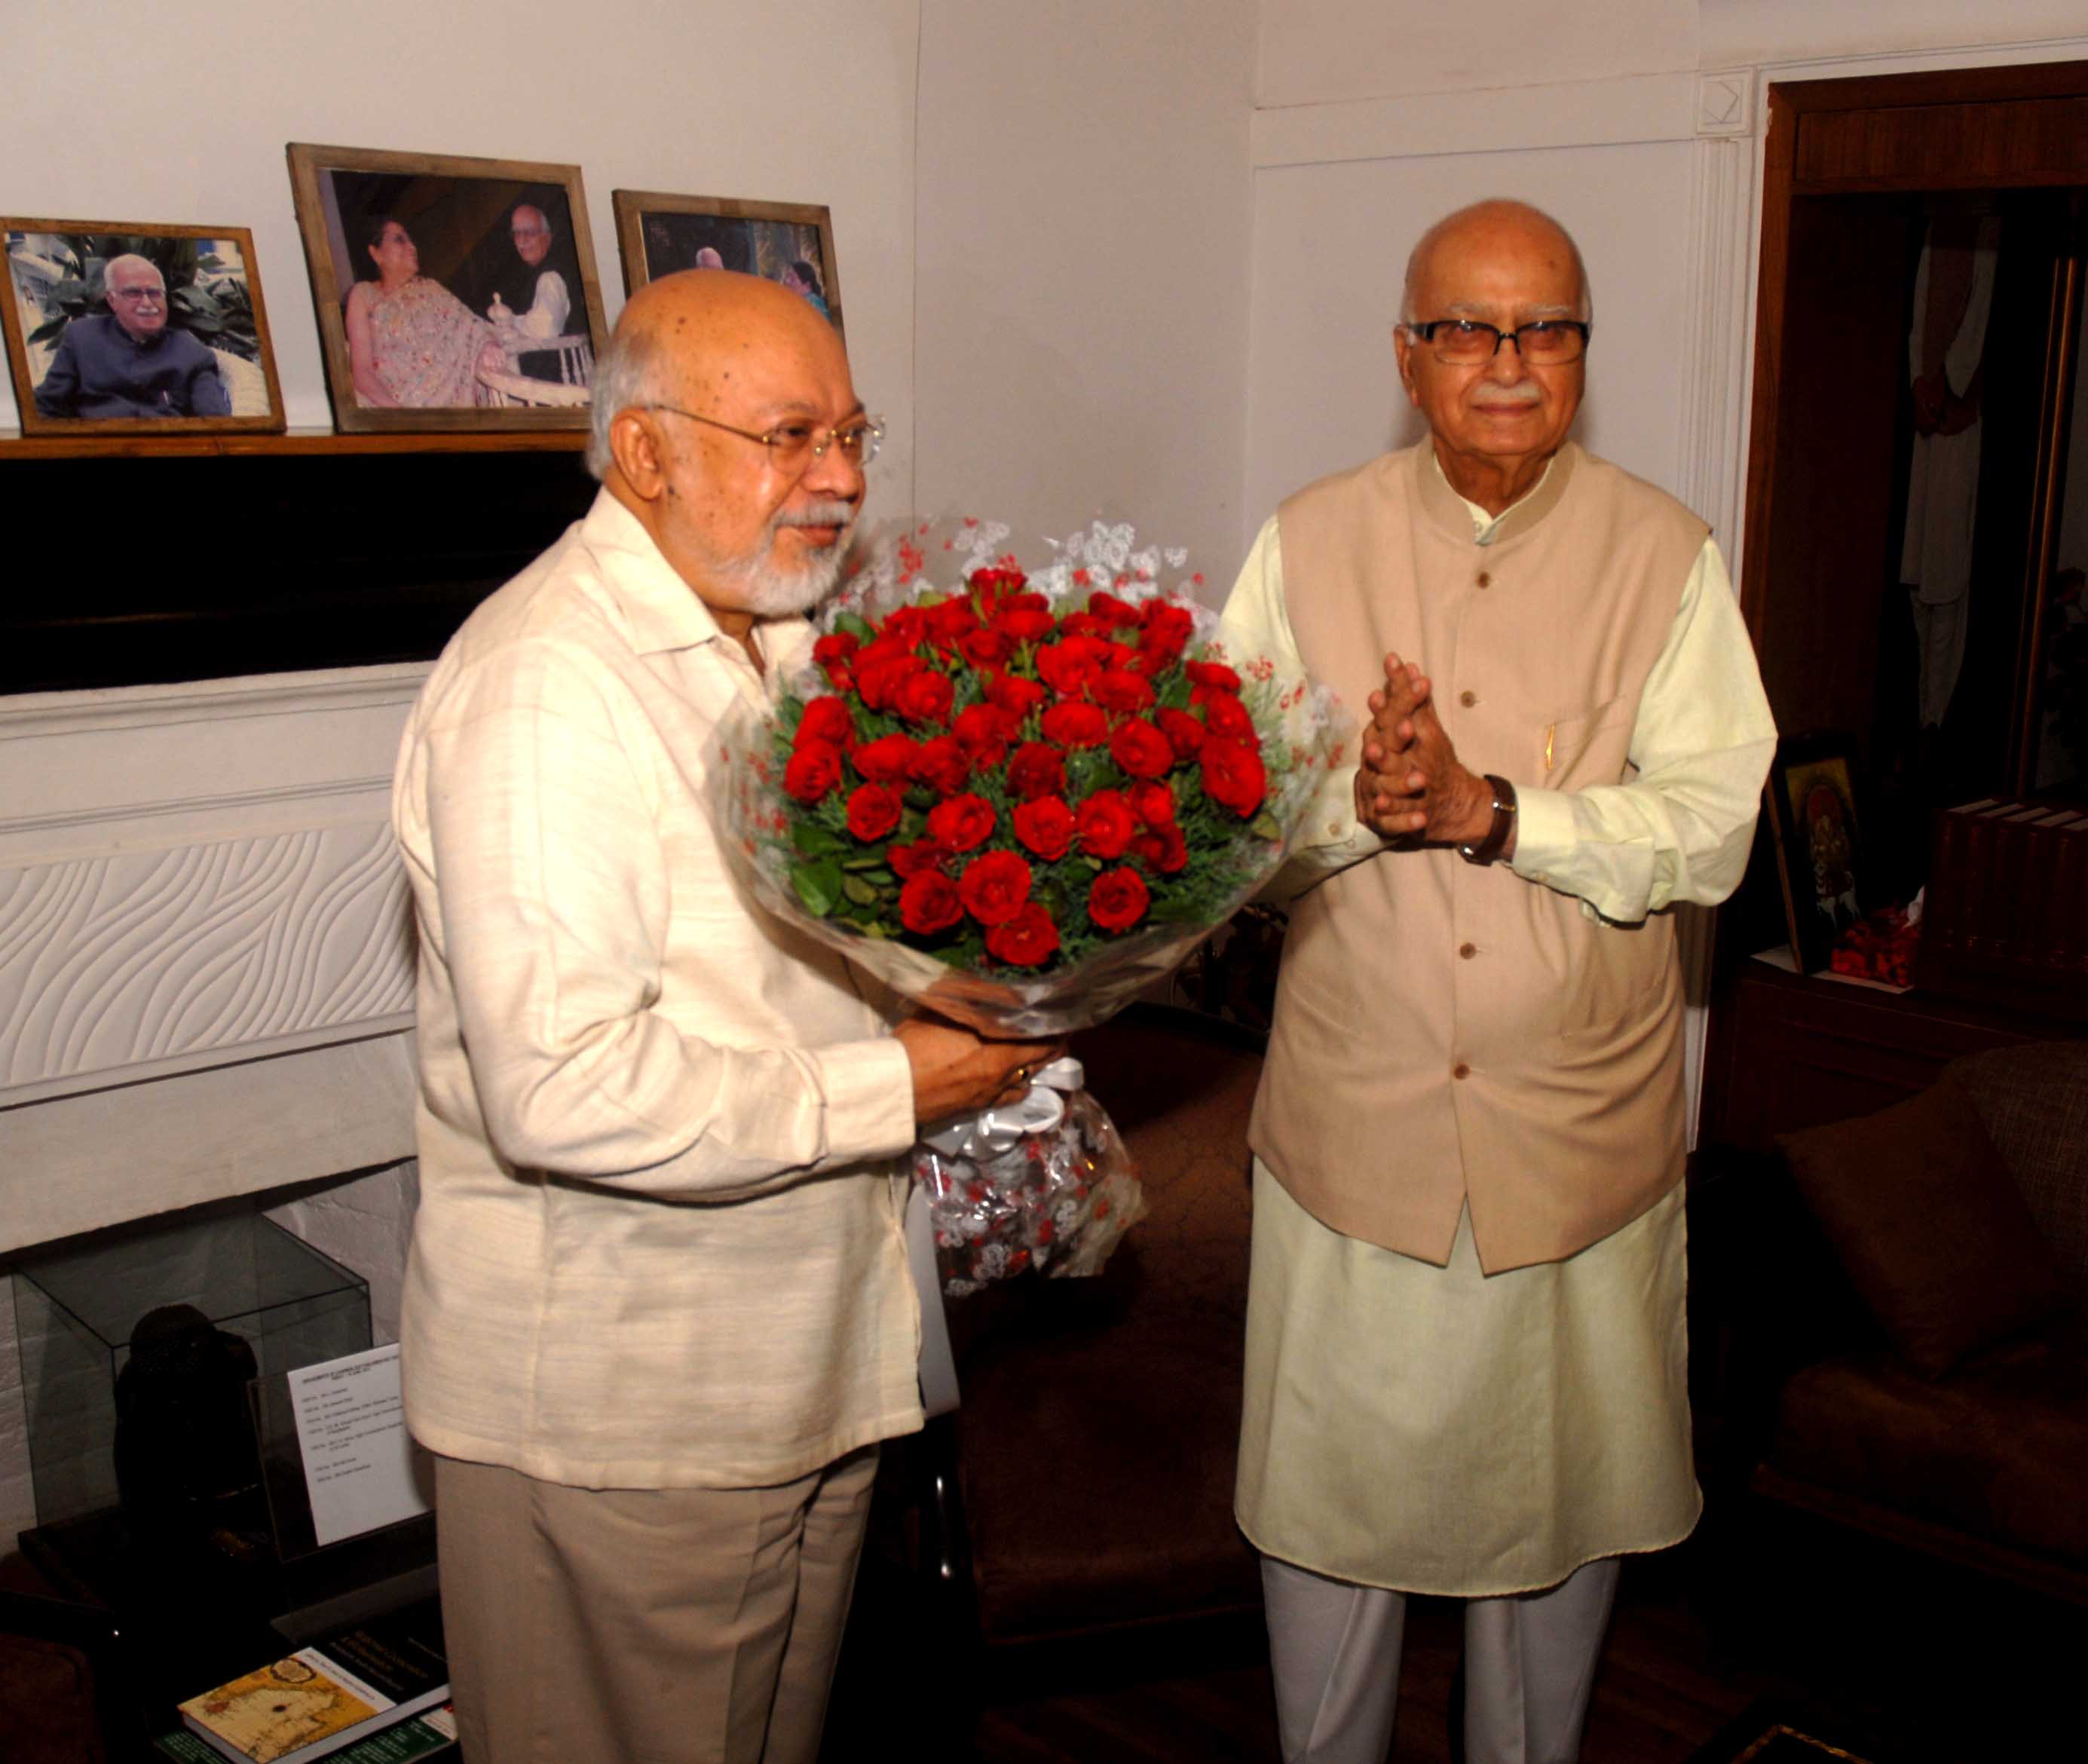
{"left": 32, "top": 254, "right": 230, "bottom": 419}
{"left": 393, "top": 271, "right": 1054, "bottom": 1764}
{"left": 1225, "top": 200, "right": 1775, "bottom": 1762}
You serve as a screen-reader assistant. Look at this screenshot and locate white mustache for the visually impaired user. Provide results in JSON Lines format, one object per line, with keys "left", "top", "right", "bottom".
{"left": 1471, "top": 384, "right": 1542, "bottom": 409}
{"left": 775, "top": 501, "right": 858, "bottom": 529}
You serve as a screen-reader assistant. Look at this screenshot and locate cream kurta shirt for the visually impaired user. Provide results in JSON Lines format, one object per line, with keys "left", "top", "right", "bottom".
{"left": 1227, "top": 463, "right": 1774, "bottom": 1595}
{"left": 393, "top": 491, "right": 921, "bottom": 1491}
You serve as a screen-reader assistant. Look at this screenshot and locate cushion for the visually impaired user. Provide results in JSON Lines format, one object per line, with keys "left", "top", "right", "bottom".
{"left": 1765, "top": 1318, "right": 2088, "bottom": 1570}
{"left": 1777, "top": 1075, "right": 2074, "bottom": 1377}
{"left": 1948, "top": 1041, "right": 2088, "bottom": 1286}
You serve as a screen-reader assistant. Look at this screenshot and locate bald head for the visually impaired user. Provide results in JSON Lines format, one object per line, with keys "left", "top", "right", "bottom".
{"left": 1401, "top": 200, "right": 1590, "bottom": 327}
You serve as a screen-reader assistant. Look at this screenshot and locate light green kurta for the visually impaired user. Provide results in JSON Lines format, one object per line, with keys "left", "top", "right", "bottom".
{"left": 1227, "top": 462, "right": 1773, "bottom": 1595}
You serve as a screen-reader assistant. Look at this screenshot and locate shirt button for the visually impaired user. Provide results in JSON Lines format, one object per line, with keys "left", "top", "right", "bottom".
{"left": 1453, "top": 1061, "right": 1471, "bottom": 1080}
{"left": 1475, "top": 571, "right": 1492, "bottom": 588}
{"left": 1459, "top": 690, "right": 1477, "bottom": 708}
{"left": 1459, "top": 942, "right": 1477, "bottom": 959}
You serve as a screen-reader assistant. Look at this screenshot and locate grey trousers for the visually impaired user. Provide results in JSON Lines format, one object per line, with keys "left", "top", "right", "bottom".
{"left": 433, "top": 1446, "right": 878, "bottom": 1764}
{"left": 1261, "top": 1554, "right": 1621, "bottom": 1764}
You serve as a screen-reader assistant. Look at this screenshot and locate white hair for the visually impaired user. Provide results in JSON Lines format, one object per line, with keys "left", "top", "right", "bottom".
{"left": 103, "top": 253, "right": 164, "bottom": 295}
{"left": 1398, "top": 200, "right": 1593, "bottom": 327}
{"left": 586, "top": 322, "right": 665, "bottom": 482}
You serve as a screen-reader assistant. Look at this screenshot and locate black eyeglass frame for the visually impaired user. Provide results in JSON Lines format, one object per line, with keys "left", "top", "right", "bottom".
{"left": 638, "top": 404, "right": 883, "bottom": 467}
{"left": 1404, "top": 318, "right": 1592, "bottom": 361}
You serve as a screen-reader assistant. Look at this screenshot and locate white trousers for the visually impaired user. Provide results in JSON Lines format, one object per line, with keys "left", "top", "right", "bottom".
{"left": 1261, "top": 1554, "right": 1620, "bottom": 1764}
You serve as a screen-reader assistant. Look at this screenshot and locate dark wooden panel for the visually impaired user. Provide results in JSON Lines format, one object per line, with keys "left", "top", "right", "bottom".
{"left": 1, "top": 446, "right": 599, "bottom": 694}
{"left": 1796, "top": 96, "right": 2088, "bottom": 191}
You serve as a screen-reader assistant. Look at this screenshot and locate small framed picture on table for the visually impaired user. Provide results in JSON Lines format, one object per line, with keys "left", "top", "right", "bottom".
{"left": 1765, "top": 733, "right": 1866, "bottom": 974}
{"left": 611, "top": 189, "right": 841, "bottom": 338}
{"left": 2, "top": 219, "right": 286, "bottom": 436}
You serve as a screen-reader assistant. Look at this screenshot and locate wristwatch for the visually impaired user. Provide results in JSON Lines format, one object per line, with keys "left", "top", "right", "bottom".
{"left": 1458, "top": 774, "right": 1517, "bottom": 865}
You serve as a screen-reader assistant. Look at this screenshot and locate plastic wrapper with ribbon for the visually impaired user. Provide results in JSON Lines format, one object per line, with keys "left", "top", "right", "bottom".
{"left": 715, "top": 517, "right": 1344, "bottom": 1295}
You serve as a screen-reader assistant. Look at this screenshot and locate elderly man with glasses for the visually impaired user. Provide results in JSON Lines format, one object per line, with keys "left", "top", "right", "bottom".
{"left": 1223, "top": 199, "right": 1776, "bottom": 1763}
{"left": 393, "top": 270, "right": 1055, "bottom": 1764}
{"left": 32, "top": 253, "right": 230, "bottom": 419}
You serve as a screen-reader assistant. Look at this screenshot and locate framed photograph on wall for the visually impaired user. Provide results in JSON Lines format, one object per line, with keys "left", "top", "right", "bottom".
{"left": 286, "top": 142, "right": 609, "bottom": 434}
{"left": 611, "top": 190, "right": 840, "bottom": 337}
{"left": 1765, "top": 733, "right": 1866, "bottom": 974}
{"left": 2, "top": 219, "right": 285, "bottom": 436}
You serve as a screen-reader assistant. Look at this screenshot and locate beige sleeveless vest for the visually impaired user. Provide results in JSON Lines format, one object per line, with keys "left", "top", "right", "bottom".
{"left": 1251, "top": 441, "right": 1709, "bottom": 1272}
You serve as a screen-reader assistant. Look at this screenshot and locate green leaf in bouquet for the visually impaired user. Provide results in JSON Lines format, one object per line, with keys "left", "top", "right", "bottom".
{"left": 841, "top": 874, "right": 882, "bottom": 907}
{"left": 791, "top": 823, "right": 847, "bottom": 858}
{"left": 791, "top": 858, "right": 845, "bottom": 917}
{"left": 1156, "top": 673, "right": 1194, "bottom": 710}
{"left": 834, "top": 610, "right": 877, "bottom": 643}
{"left": 840, "top": 850, "right": 887, "bottom": 871}
{"left": 1251, "top": 810, "right": 1283, "bottom": 841}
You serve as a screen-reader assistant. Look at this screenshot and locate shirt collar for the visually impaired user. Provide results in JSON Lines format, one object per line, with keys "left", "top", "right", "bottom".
{"left": 576, "top": 489, "right": 813, "bottom": 678}
{"left": 1421, "top": 443, "right": 1578, "bottom": 549}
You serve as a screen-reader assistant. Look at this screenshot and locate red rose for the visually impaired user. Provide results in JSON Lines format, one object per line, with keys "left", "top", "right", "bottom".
{"left": 924, "top": 600, "right": 980, "bottom": 651}
{"left": 880, "top": 605, "right": 930, "bottom": 648}
{"left": 1004, "top": 740, "right": 1067, "bottom": 801}
{"left": 1129, "top": 779, "right": 1175, "bottom": 826}
{"left": 887, "top": 837, "right": 948, "bottom": 879}
{"left": 986, "top": 902, "right": 1061, "bottom": 966}
{"left": 1075, "top": 790, "right": 1138, "bottom": 859}
{"left": 1012, "top": 796, "right": 1076, "bottom": 861}
{"left": 968, "top": 565, "right": 1030, "bottom": 606}
{"left": 1140, "top": 600, "right": 1195, "bottom": 642}
{"left": 899, "top": 870, "right": 964, "bottom": 935}
{"left": 855, "top": 650, "right": 923, "bottom": 712}
{"left": 794, "top": 696, "right": 856, "bottom": 750}
{"left": 926, "top": 792, "right": 997, "bottom": 852}
{"left": 909, "top": 736, "right": 971, "bottom": 796}
{"left": 959, "top": 850, "right": 1033, "bottom": 926}
{"left": 1109, "top": 718, "right": 1174, "bottom": 779}
{"left": 986, "top": 672, "right": 1049, "bottom": 718}
{"left": 953, "top": 703, "right": 1017, "bottom": 767}
{"left": 1040, "top": 701, "right": 1109, "bottom": 749}
{"left": 1088, "top": 865, "right": 1150, "bottom": 934}
{"left": 958, "top": 626, "right": 1013, "bottom": 669}
{"left": 1199, "top": 737, "right": 1267, "bottom": 817}
{"left": 813, "top": 631, "right": 860, "bottom": 666}
{"left": 1132, "top": 822, "right": 1189, "bottom": 875}
{"left": 1201, "top": 691, "right": 1258, "bottom": 743}
{"left": 783, "top": 744, "right": 843, "bottom": 804}
{"left": 1087, "top": 590, "right": 1142, "bottom": 629}
{"left": 1035, "top": 635, "right": 1112, "bottom": 698}
{"left": 1092, "top": 669, "right": 1156, "bottom": 714}
{"left": 996, "top": 605, "right": 1056, "bottom": 643}
{"left": 893, "top": 667, "right": 956, "bottom": 726}
{"left": 1156, "top": 706, "right": 1206, "bottom": 759}
{"left": 1055, "top": 612, "right": 1112, "bottom": 640}
{"left": 850, "top": 732, "right": 919, "bottom": 783}
{"left": 1186, "top": 660, "right": 1241, "bottom": 693}
{"left": 846, "top": 783, "right": 904, "bottom": 841}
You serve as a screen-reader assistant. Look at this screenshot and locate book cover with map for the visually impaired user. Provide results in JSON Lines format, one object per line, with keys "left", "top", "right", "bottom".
{"left": 177, "top": 1596, "right": 449, "bottom": 1764}
{"left": 157, "top": 1704, "right": 455, "bottom": 1764}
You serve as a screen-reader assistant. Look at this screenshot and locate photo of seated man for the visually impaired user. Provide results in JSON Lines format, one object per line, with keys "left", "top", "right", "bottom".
{"left": 482, "top": 198, "right": 590, "bottom": 385}
{"left": 13, "top": 248, "right": 230, "bottom": 421}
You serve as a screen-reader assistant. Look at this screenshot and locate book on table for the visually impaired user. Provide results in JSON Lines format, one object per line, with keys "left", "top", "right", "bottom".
{"left": 156, "top": 1704, "right": 455, "bottom": 1764}
{"left": 176, "top": 1596, "right": 449, "bottom": 1764}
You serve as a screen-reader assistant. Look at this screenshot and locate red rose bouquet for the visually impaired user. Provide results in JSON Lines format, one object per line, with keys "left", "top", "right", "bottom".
{"left": 718, "top": 518, "right": 1343, "bottom": 1291}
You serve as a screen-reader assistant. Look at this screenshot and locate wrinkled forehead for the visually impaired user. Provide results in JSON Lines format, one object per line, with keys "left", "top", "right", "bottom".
{"left": 1413, "top": 220, "right": 1584, "bottom": 317}
{"left": 108, "top": 262, "right": 164, "bottom": 292}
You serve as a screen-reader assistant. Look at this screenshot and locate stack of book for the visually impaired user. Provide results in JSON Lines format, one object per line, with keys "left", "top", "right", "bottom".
{"left": 1918, "top": 797, "right": 2088, "bottom": 1015}
{"left": 168, "top": 1594, "right": 449, "bottom": 1764}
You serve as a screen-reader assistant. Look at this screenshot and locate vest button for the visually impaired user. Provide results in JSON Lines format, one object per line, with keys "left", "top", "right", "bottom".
{"left": 1453, "top": 1061, "right": 1471, "bottom": 1080}
{"left": 1475, "top": 571, "right": 1492, "bottom": 588}
{"left": 1459, "top": 942, "right": 1477, "bottom": 959}
{"left": 1459, "top": 690, "right": 1477, "bottom": 708}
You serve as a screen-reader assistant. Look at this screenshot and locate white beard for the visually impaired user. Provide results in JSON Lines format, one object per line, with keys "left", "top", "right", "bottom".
{"left": 712, "top": 501, "right": 856, "bottom": 617}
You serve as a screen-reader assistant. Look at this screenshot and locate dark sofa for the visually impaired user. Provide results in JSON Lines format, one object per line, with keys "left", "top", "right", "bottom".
{"left": 1755, "top": 1040, "right": 2088, "bottom": 1602}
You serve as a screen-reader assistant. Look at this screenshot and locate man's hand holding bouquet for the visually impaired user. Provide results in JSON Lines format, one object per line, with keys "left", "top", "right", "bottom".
{"left": 718, "top": 518, "right": 1341, "bottom": 1294}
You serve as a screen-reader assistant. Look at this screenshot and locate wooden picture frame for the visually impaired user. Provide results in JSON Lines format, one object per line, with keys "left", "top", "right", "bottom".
{"left": 2, "top": 219, "right": 286, "bottom": 436}
{"left": 1765, "top": 734, "right": 1866, "bottom": 974}
{"left": 611, "top": 189, "right": 841, "bottom": 338}
{"left": 286, "top": 142, "right": 609, "bottom": 435}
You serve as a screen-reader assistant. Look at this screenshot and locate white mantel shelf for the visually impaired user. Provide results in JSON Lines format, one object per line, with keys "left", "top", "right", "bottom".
{"left": 1, "top": 664, "right": 430, "bottom": 1254}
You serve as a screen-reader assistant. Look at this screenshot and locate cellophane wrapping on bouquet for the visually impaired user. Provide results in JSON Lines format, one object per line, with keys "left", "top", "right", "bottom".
{"left": 715, "top": 516, "right": 1343, "bottom": 1294}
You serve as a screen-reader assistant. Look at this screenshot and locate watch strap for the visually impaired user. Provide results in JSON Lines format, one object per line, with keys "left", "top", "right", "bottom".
{"left": 1459, "top": 774, "right": 1517, "bottom": 865}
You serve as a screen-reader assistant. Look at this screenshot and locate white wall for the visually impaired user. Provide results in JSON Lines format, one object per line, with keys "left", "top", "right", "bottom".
{"left": 913, "top": 0, "right": 1259, "bottom": 598}
{"left": 0, "top": 0, "right": 923, "bottom": 495}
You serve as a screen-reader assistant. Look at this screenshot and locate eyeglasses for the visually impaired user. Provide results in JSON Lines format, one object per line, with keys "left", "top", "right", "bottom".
{"left": 1405, "top": 318, "right": 1590, "bottom": 365}
{"left": 641, "top": 406, "right": 884, "bottom": 470}
{"left": 107, "top": 285, "right": 166, "bottom": 303}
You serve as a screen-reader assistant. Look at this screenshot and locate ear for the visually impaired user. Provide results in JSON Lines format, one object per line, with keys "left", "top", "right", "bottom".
{"left": 609, "top": 409, "right": 668, "bottom": 501}
{"left": 1392, "top": 325, "right": 1420, "bottom": 406}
